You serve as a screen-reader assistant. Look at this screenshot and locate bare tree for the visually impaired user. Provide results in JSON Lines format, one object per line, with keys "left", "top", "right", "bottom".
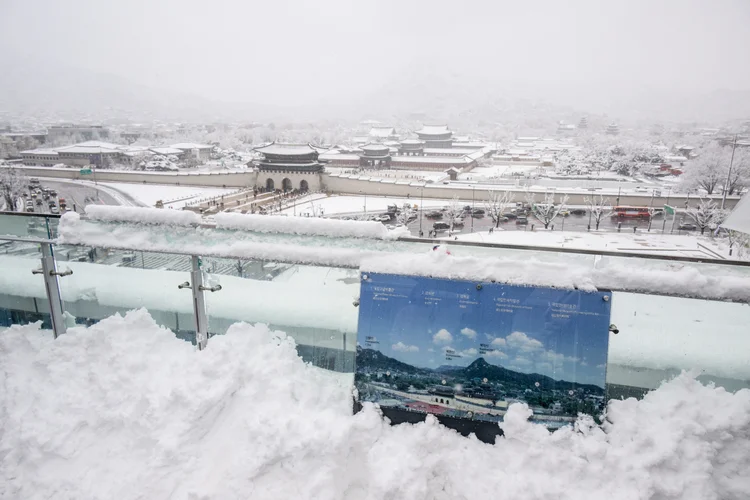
{"left": 0, "top": 167, "right": 28, "bottom": 212}
{"left": 484, "top": 189, "right": 515, "bottom": 228}
{"left": 584, "top": 194, "right": 612, "bottom": 230}
{"left": 684, "top": 144, "right": 728, "bottom": 195}
{"left": 396, "top": 203, "right": 416, "bottom": 226}
{"left": 726, "top": 230, "right": 750, "bottom": 259}
{"left": 726, "top": 149, "right": 749, "bottom": 195}
{"left": 686, "top": 197, "right": 721, "bottom": 235}
{"left": 445, "top": 196, "right": 464, "bottom": 233}
{"left": 527, "top": 191, "right": 569, "bottom": 229}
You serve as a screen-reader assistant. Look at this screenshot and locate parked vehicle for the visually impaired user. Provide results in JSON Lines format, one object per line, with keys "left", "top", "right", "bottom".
{"left": 678, "top": 223, "right": 697, "bottom": 231}
{"left": 569, "top": 208, "right": 587, "bottom": 216}
{"left": 502, "top": 212, "right": 517, "bottom": 219}
{"left": 471, "top": 208, "right": 485, "bottom": 217}
{"left": 425, "top": 210, "right": 443, "bottom": 219}
{"left": 432, "top": 222, "right": 450, "bottom": 231}
{"left": 516, "top": 216, "right": 528, "bottom": 225}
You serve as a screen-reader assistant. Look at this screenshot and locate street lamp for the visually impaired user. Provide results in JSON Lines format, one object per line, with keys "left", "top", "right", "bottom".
{"left": 471, "top": 186, "right": 475, "bottom": 232}
{"left": 419, "top": 186, "right": 424, "bottom": 236}
{"left": 721, "top": 134, "right": 739, "bottom": 210}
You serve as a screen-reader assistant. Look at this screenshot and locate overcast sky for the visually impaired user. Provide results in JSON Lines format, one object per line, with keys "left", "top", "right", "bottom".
{"left": 2, "top": 0, "right": 749, "bottom": 112}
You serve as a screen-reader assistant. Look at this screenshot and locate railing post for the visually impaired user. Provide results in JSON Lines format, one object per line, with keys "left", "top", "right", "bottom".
{"left": 190, "top": 255, "right": 209, "bottom": 350}
{"left": 40, "top": 243, "right": 67, "bottom": 338}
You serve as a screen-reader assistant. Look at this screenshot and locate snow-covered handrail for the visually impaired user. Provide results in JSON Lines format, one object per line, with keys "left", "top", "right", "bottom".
{"left": 84, "top": 206, "right": 201, "bottom": 226}
{"left": 215, "top": 213, "right": 407, "bottom": 240}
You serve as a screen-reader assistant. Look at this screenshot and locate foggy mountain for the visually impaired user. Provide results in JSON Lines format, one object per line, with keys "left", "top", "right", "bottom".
{"left": 2, "top": 58, "right": 748, "bottom": 127}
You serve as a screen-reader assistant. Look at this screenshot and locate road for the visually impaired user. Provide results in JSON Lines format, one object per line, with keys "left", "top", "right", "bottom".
{"left": 21, "top": 179, "right": 144, "bottom": 215}
{"left": 402, "top": 209, "right": 688, "bottom": 237}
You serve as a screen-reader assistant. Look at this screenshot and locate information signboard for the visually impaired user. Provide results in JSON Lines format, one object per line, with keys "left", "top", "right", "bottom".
{"left": 356, "top": 273, "right": 612, "bottom": 429}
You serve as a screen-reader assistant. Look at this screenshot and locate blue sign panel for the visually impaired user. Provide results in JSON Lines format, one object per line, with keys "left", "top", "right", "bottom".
{"left": 356, "top": 273, "right": 612, "bottom": 429}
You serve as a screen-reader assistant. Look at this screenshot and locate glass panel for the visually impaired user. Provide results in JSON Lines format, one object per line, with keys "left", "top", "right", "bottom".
{"left": 54, "top": 245, "right": 195, "bottom": 343}
{"left": 0, "top": 213, "right": 58, "bottom": 239}
{"left": 203, "top": 257, "right": 358, "bottom": 373}
{"left": 607, "top": 291, "right": 750, "bottom": 399}
{"left": 0, "top": 239, "right": 52, "bottom": 329}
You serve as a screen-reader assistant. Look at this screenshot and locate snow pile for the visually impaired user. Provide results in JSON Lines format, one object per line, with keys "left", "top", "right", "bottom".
{"left": 2, "top": 310, "right": 749, "bottom": 500}
{"left": 215, "top": 212, "right": 406, "bottom": 239}
{"left": 82, "top": 205, "right": 202, "bottom": 226}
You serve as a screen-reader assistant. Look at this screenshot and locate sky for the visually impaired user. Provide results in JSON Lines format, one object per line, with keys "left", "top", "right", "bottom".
{"left": 358, "top": 274, "right": 610, "bottom": 387}
{"left": 1, "top": 0, "right": 749, "bottom": 117}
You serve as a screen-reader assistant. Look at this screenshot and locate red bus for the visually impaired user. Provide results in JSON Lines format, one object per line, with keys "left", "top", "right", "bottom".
{"left": 612, "top": 206, "right": 650, "bottom": 218}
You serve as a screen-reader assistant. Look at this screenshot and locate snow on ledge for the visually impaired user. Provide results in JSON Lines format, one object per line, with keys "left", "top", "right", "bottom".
{"left": 361, "top": 247, "right": 750, "bottom": 302}
{"left": 215, "top": 213, "right": 406, "bottom": 240}
{"left": 1, "top": 310, "right": 748, "bottom": 499}
{"left": 83, "top": 205, "right": 202, "bottom": 226}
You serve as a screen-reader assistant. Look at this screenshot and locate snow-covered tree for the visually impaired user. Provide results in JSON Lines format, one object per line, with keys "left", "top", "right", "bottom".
{"left": 396, "top": 203, "right": 416, "bottom": 226}
{"left": 0, "top": 167, "right": 28, "bottom": 211}
{"left": 527, "top": 192, "right": 569, "bottom": 229}
{"left": 726, "top": 230, "right": 750, "bottom": 259}
{"left": 584, "top": 194, "right": 612, "bottom": 230}
{"left": 726, "top": 149, "right": 749, "bottom": 195}
{"left": 483, "top": 189, "right": 515, "bottom": 228}
{"left": 686, "top": 197, "right": 721, "bottom": 235}
{"left": 683, "top": 144, "right": 728, "bottom": 195}
{"left": 445, "top": 196, "right": 464, "bottom": 233}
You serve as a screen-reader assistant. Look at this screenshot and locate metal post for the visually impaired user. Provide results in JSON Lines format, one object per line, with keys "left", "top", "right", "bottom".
{"left": 616, "top": 187, "right": 621, "bottom": 206}
{"left": 38, "top": 243, "right": 67, "bottom": 338}
{"left": 721, "top": 134, "right": 738, "bottom": 210}
{"left": 471, "top": 187, "right": 475, "bottom": 232}
{"left": 419, "top": 186, "right": 424, "bottom": 235}
{"left": 190, "top": 255, "right": 209, "bottom": 350}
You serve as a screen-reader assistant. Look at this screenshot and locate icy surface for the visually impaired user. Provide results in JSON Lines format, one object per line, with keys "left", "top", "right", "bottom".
{"left": 215, "top": 212, "right": 407, "bottom": 239}
{"left": 1, "top": 310, "right": 749, "bottom": 500}
{"left": 361, "top": 247, "right": 750, "bottom": 302}
{"left": 82, "top": 205, "right": 202, "bottom": 226}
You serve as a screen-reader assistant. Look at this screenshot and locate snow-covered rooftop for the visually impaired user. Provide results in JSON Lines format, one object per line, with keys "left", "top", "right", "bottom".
{"left": 170, "top": 143, "right": 213, "bottom": 150}
{"left": 369, "top": 127, "right": 397, "bottom": 137}
{"left": 254, "top": 143, "right": 319, "bottom": 156}
{"left": 416, "top": 125, "right": 451, "bottom": 135}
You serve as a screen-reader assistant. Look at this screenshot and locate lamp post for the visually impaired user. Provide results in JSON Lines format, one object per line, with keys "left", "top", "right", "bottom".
{"left": 419, "top": 186, "right": 424, "bottom": 235}
{"left": 471, "top": 186, "right": 475, "bottom": 232}
{"left": 721, "top": 134, "right": 738, "bottom": 210}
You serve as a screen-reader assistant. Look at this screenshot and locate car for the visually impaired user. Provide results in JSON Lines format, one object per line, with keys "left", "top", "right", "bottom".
{"left": 678, "top": 223, "right": 697, "bottom": 231}
{"left": 50, "top": 206, "right": 60, "bottom": 214}
{"left": 516, "top": 216, "right": 528, "bottom": 225}
{"left": 35, "top": 198, "right": 43, "bottom": 206}
{"left": 425, "top": 210, "right": 443, "bottom": 219}
{"left": 559, "top": 210, "right": 571, "bottom": 217}
{"left": 569, "top": 208, "right": 587, "bottom": 216}
{"left": 502, "top": 212, "right": 517, "bottom": 219}
{"left": 433, "top": 222, "right": 450, "bottom": 231}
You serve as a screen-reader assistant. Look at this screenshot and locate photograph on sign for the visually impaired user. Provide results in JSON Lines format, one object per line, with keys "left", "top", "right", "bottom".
{"left": 356, "top": 273, "right": 612, "bottom": 429}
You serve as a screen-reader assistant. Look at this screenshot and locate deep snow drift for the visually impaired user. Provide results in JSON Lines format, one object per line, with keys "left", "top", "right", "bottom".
{"left": 1, "top": 311, "right": 749, "bottom": 500}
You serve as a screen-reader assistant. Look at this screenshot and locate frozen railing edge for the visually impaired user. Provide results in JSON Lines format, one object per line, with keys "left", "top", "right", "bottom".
{"left": 360, "top": 251, "right": 750, "bottom": 303}
{"left": 82, "top": 206, "right": 202, "bottom": 226}
{"left": 214, "top": 212, "right": 407, "bottom": 240}
{"left": 52, "top": 215, "right": 750, "bottom": 302}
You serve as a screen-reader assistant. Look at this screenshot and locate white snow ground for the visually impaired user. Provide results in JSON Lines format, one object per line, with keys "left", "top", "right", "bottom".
{"left": 279, "top": 194, "right": 455, "bottom": 216}
{"left": 99, "top": 182, "right": 237, "bottom": 208}
{"left": 1, "top": 310, "right": 749, "bottom": 500}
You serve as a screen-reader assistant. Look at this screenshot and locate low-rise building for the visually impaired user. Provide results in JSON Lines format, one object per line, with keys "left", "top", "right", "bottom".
{"left": 170, "top": 143, "right": 213, "bottom": 161}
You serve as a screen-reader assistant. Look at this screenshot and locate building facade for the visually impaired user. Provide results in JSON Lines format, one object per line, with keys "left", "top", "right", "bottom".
{"left": 252, "top": 143, "right": 325, "bottom": 192}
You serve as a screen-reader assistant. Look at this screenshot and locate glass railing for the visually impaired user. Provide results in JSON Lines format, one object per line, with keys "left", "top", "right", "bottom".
{"left": 0, "top": 211, "right": 748, "bottom": 397}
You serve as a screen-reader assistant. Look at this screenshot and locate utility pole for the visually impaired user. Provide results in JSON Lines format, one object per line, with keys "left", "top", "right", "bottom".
{"left": 471, "top": 186, "right": 475, "bottom": 232}
{"left": 721, "top": 134, "right": 738, "bottom": 210}
{"left": 616, "top": 186, "right": 621, "bottom": 206}
{"left": 419, "top": 186, "right": 424, "bottom": 235}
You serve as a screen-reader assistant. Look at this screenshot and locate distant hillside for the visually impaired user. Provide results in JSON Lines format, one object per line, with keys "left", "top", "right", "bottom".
{"left": 357, "top": 348, "right": 604, "bottom": 394}
{"left": 356, "top": 347, "right": 427, "bottom": 375}
{"left": 446, "top": 358, "right": 604, "bottom": 394}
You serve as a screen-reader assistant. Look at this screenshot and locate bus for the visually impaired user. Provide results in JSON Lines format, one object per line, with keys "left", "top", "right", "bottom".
{"left": 611, "top": 206, "right": 650, "bottom": 218}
